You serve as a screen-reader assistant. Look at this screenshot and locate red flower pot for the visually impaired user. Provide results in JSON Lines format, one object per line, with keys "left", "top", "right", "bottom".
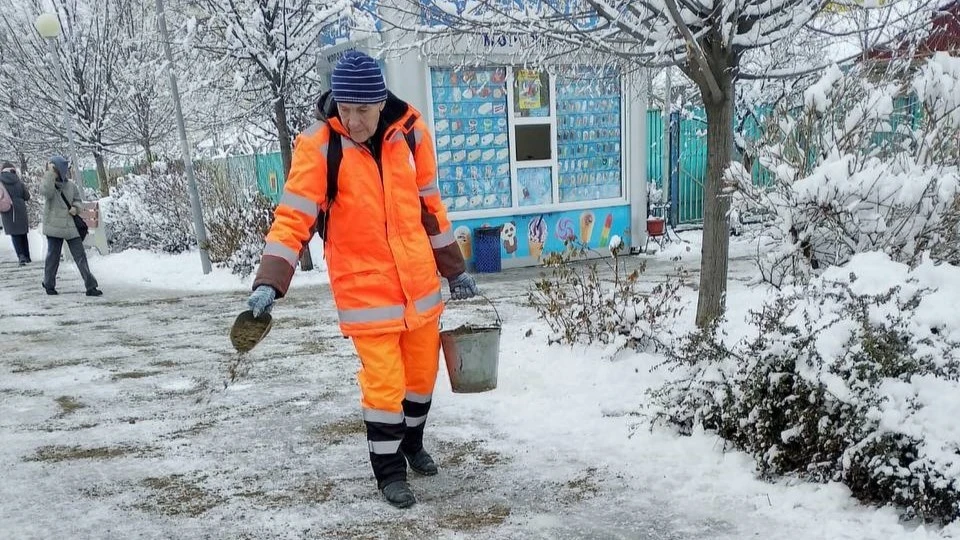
{"left": 647, "top": 218, "right": 665, "bottom": 236}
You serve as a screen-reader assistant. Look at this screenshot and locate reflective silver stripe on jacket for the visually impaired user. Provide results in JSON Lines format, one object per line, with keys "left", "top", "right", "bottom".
{"left": 413, "top": 128, "right": 424, "bottom": 144}
{"left": 341, "top": 136, "right": 358, "bottom": 151}
{"left": 279, "top": 191, "right": 318, "bottom": 216}
{"left": 263, "top": 240, "right": 300, "bottom": 268}
{"left": 419, "top": 181, "right": 440, "bottom": 198}
{"left": 302, "top": 121, "right": 324, "bottom": 137}
{"left": 338, "top": 304, "right": 405, "bottom": 324}
{"left": 363, "top": 408, "right": 404, "bottom": 424}
{"left": 414, "top": 289, "right": 442, "bottom": 314}
{"left": 429, "top": 228, "right": 455, "bottom": 249}
{"left": 368, "top": 439, "right": 402, "bottom": 454}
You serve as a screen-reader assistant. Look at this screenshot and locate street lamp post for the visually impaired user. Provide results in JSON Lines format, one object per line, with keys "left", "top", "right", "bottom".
{"left": 155, "top": 0, "right": 212, "bottom": 274}
{"left": 34, "top": 12, "right": 81, "bottom": 185}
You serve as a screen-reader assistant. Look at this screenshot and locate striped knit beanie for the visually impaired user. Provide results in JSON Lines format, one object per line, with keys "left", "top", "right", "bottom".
{"left": 331, "top": 51, "right": 387, "bottom": 104}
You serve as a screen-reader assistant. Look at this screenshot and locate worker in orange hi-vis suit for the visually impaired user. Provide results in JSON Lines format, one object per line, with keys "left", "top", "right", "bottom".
{"left": 247, "top": 51, "right": 478, "bottom": 509}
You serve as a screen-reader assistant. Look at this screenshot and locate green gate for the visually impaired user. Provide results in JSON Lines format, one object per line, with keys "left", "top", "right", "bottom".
{"left": 646, "top": 109, "right": 705, "bottom": 226}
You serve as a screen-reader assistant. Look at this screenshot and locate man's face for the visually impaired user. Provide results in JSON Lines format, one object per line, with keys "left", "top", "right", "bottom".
{"left": 338, "top": 101, "right": 384, "bottom": 143}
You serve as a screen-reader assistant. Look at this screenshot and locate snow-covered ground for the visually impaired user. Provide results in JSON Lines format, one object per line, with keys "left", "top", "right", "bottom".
{"left": 1, "top": 231, "right": 957, "bottom": 539}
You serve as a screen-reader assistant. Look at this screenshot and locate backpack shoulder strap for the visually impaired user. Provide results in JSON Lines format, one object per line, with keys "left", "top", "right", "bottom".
{"left": 318, "top": 125, "right": 342, "bottom": 242}
{"left": 326, "top": 128, "right": 342, "bottom": 206}
{"left": 402, "top": 115, "right": 417, "bottom": 156}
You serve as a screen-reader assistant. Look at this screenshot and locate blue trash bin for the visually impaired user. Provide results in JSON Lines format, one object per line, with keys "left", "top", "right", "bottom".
{"left": 473, "top": 225, "right": 503, "bottom": 273}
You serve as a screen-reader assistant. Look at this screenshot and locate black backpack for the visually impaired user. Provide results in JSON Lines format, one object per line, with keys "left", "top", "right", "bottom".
{"left": 316, "top": 117, "right": 417, "bottom": 241}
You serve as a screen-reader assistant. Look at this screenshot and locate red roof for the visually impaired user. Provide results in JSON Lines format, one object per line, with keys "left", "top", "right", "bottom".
{"left": 866, "top": 1, "right": 960, "bottom": 60}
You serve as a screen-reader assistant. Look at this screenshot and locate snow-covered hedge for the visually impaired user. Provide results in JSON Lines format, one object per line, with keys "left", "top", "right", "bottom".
{"left": 649, "top": 252, "right": 960, "bottom": 523}
{"left": 106, "top": 161, "right": 275, "bottom": 276}
{"left": 106, "top": 163, "right": 197, "bottom": 254}
{"left": 733, "top": 54, "right": 960, "bottom": 287}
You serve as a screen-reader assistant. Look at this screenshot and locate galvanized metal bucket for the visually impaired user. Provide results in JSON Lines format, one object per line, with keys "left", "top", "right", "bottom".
{"left": 441, "top": 295, "right": 501, "bottom": 393}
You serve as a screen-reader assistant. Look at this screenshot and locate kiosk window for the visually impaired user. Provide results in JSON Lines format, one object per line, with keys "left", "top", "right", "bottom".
{"left": 515, "top": 124, "right": 552, "bottom": 161}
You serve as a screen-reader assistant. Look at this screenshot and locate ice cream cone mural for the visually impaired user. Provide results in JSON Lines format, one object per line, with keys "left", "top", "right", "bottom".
{"left": 455, "top": 226, "right": 472, "bottom": 259}
{"left": 580, "top": 211, "right": 595, "bottom": 244}
{"left": 502, "top": 221, "right": 518, "bottom": 256}
{"left": 528, "top": 216, "right": 548, "bottom": 261}
{"left": 599, "top": 213, "right": 614, "bottom": 246}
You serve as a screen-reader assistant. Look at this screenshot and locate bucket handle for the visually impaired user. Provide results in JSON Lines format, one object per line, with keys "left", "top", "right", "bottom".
{"left": 479, "top": 293, "right": 502, "bottom": 326}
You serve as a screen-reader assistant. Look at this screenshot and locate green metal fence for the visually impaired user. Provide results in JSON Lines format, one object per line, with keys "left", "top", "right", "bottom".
{"left": 644, "top": 96, "right": 920, "bottom": 225}
{"left": 82, "top": 152, "right": 287, "bottom": 202}
{"left": 647, "top": 110, "right": 665, "bottom": 186}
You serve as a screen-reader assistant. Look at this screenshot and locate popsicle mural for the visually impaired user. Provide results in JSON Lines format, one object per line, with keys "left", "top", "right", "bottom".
{"left": 451, "top": 205, "right": 631, "bottom": 266}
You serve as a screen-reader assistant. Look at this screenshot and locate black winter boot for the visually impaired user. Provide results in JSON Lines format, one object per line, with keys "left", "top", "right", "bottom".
{"left": 381, "top": 480, "right": 416, "bottom": 508}
{"left": 403, "top": 448, "right": 438, "bottom": 476}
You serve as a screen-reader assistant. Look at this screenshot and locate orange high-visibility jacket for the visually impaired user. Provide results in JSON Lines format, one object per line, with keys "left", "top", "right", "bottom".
{"left": 254, "top": 91, "right": 466, "bottom": 336}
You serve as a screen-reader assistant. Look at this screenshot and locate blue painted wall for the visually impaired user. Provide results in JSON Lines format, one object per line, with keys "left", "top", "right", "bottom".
{"left": 451, "top": 205, "right": 631, "bottom": 267}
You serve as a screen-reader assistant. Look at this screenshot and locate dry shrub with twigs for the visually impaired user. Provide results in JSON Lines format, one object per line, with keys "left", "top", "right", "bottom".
{"left": 527, "top": 240, "right": 689, "bottom": 352}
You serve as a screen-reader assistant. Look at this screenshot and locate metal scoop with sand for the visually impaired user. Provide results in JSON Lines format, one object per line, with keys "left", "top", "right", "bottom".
{"left": 229, "top": 310, "right": 273, "bottom": 353}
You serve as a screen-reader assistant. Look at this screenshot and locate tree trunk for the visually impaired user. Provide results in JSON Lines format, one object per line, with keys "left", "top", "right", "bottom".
{"left": 695, "top": 79, "right": 734, "bottom": 327}
{"left": 142, "top": 137, "right": 154, "bottom": 164}
{"left": 17, "top": 152, "right": 28, "bottom": 175}
{"left": 276, "top": 99, "right": 294, "bottom": 178}
{"left": 274, "top": 97, "right": 314, "bottom": 271}
{"left": 94, "top": 151, "right": 109, "bottom": 197}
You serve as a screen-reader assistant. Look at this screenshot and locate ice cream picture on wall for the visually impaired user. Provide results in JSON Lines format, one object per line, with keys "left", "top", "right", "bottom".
{"left": 501, "top": 221, "right": 518, "bottom": 256}
{"left": 528, "top": 216, "right": 548, "bottom": 261}
{"left": 555, "top": 217, "right": 576, "bottom": 243}
{"left": 599, "top": 213, "right": 614, "bottom": 246}
{"left": 455, "top": 226, "right": 472, "bottom": 259}
{"left": 580, "top": 211, "right": 595, "bottom": 244}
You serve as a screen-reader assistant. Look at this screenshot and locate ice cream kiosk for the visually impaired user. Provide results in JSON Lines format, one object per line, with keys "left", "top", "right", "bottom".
{"left": 420, "top": 58, "right": 645, "bottom": 271}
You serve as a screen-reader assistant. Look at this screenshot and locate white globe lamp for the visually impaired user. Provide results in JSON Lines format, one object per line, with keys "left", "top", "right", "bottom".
{"left": 35, "top": 13, "right": 61, "bottom": 39}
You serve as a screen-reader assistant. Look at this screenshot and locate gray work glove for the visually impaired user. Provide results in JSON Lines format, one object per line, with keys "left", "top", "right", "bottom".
{"left": 448, "top": 273, "right": 478, "bottom": 300}
{"left": 247, "top": 285, "right": 276, "bottom": 318}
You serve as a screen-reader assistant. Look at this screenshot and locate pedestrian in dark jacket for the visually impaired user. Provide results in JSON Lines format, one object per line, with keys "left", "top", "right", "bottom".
{"left": 0, "top": 162, "right": 31, "bottom": 265}
{"left": 41, "top": 155, "right": 101, "bottom": 296}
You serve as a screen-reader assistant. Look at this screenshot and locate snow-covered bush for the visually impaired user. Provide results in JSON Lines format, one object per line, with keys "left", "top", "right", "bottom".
{"left": 649, "top": 252, "right": 960, "bottom": 523}
{"left": 106, "top": 160, "right": 276, "bottom": 276}
{"left": 733, "top": 54, "right": 960, "bottom": 287}
{"left": 106, "top": 163, "right": 198, "bottom": 254}
{"left": 528, "top": 241, "right": 688, "bottom": 351}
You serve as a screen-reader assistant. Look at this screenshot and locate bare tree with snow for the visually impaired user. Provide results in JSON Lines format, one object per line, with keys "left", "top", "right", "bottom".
{"left": 0, "top": 0, "right": 128, "bottom": 195}
{"left": 110, "top": 0, "right": 177, "bottom": 165}
{"left": 185, "top": 0, "right": 370, "bottom": 176}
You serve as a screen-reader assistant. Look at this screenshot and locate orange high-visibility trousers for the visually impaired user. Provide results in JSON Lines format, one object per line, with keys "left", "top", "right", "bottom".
{"left": 351, "top": 320, "right": 440, "bottom": 488}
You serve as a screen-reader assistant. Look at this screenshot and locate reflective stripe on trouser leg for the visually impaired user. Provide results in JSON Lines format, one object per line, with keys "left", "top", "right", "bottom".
{"left": 399, "top": 321, "right": 441, "bottom": 454}
{"left": 353, "top": 332, "right": 407, "bottom": 488}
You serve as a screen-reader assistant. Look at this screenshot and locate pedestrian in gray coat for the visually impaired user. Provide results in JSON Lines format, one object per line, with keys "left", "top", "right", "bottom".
{"left": 41, "top": 155, "right": 101, "bottom": 296}
{"left": 0, "top": 162, "right": 31, "bottom": 265}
